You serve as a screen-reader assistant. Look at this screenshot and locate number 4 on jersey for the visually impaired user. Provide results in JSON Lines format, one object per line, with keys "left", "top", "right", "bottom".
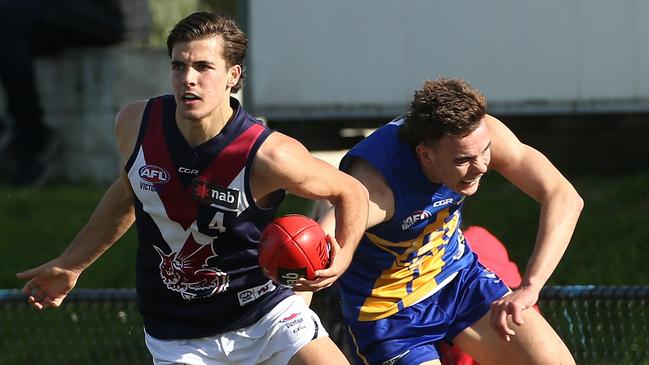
{"left": 208, "top": 211, "right": 227, "bottom": 233}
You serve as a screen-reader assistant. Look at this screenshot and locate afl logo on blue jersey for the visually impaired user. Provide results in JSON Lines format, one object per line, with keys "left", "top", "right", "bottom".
{"left": 401, "top": 210, "right": 432, "bottom": 230}
{"left": 139, "top": 165, "right": 170, "bottom": 184}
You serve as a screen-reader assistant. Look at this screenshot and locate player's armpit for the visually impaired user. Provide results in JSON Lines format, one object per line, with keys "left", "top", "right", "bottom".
{"left": 342, "top": 157, "right": 394, "bottom": 228}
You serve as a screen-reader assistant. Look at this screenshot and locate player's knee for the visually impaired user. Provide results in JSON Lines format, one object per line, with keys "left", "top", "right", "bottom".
{"left": 513, "top": 312, "right": 575, "bottom": 365}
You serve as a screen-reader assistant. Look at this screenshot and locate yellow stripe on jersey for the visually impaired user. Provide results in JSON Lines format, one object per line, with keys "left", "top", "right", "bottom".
{"left": 358, "top": 208, "right": 460, "bottom": 321}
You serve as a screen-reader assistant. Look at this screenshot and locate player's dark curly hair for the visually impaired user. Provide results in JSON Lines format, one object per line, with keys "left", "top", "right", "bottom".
{"left": 399, "top": 77, "right": 487, "bottom": 146}
{"left": 167, "top": 11, "right": 247, "bottom": 93}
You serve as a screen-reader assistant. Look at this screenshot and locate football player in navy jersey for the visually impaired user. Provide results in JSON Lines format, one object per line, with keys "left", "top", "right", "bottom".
{"left": 302, "top": 77, "right": 582, "bottom": 365}
{"left": 17, "top": 11, "right": 367, "bottom": 365}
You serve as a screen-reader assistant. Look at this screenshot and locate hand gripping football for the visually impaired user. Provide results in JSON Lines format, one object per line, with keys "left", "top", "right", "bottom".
{"left": 258, "top": 214, "right": 330, "bottom": 286}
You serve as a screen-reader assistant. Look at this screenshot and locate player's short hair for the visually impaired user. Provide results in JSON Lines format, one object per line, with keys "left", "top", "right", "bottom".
{"left": 400, "top": 77, "right": 487, "bottom": 146}
{"left": 167, "top": 11, "right": 247, "bottom": 93}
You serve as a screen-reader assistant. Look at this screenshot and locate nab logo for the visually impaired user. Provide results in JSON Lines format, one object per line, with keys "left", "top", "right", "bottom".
{"left": 401, "top": 210, "right": 432, "bottom": 230}
{"left": 138, "top": 165, "right": 170, "bottom": 184}
{"left": 191, "top": 179, "right": 239, "bottom": 210}
{"left": 278, "top": 267, "right": 306, "bottom": 286}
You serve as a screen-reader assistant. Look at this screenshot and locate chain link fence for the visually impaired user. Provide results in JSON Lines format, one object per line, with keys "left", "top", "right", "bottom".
{"left": 2, "top": 286, "right": 648, "bottom": 365}
{"left": 541, "top": 286, "right": 649, "bottom": 365}
{"left": 0, "top": 289, "right": 149, "bottom": 365}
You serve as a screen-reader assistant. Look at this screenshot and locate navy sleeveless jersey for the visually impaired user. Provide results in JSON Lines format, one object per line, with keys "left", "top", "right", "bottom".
{"left": 125, "top": 95, "right": 292, "bottom": 339}
{"left": 338, "top": 118, "right": 475, "bottom": 322}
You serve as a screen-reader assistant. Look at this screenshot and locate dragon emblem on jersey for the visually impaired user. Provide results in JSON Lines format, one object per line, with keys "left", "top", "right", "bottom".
{"left": 153, "top": 236, "right": 229, "bottom": 300}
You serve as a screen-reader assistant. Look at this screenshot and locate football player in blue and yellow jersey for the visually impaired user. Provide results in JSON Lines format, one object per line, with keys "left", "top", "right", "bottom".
{"left": 302, "top": 77, "right": 582, "bottom": 365}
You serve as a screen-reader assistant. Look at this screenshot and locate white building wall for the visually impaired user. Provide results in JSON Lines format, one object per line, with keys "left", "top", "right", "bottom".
{"left": 247, "top": 0, "right": 649, "bottom": 118}
{"left": 35, "top": 46, "right": 170, "bottom": 184}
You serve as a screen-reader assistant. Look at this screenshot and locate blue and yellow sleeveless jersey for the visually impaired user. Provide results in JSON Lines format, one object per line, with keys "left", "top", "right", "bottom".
{"left": 338, "top": 118, "right": 474, "bottom": 323}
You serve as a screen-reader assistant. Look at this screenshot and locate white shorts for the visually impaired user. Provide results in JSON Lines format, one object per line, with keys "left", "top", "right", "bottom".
{"left": 144, "top": 295, "right": 329, "bottom": 365}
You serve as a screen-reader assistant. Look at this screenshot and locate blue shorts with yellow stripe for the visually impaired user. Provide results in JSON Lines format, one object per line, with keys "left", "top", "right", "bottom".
{"left": 346, "top": 254, "right": 509, "bottom": 365}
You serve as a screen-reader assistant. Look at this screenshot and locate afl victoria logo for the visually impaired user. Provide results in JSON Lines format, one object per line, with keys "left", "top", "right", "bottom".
{"left": 138, "top": 165, "right": 170, "bottom": 184}
{"left": 401, "top": 210, "right": 432, "bottom": 230}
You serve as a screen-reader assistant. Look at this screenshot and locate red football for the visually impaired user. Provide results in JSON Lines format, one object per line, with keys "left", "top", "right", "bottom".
{"left": 258, "top": 214, "right": 330, "bottom": 286}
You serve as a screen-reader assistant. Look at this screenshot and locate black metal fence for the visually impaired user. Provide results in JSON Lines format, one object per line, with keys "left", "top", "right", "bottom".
{"left": 0, "top": 289, "right": 148, "bottom": 365}
{"left": 1, "top": 286, "right": 648, "bottom": 365}
{"left": 540, "top": 286, "right": 649, "bottom": 365}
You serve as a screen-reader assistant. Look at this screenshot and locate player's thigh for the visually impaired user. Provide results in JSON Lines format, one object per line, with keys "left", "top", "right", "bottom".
{"left": 257, "top": 295, "right": 341, "bottom": 365}
{"left": 288, "top": 336, "right": 350, "bottom": 365}
{"left": 452, "top": 307, "right": 575, "bottom": 365}
{"left": 145, "top": 332, "right": 220, "bottom": 365}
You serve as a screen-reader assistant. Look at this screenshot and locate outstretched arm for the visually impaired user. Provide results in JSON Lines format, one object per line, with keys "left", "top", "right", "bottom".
{"left": 486, "top": 115, "right": 584, "bottom": 340}
{"left": 15, "top": 101, "right": 145, "bottom": 309}
{"left": 16, "top": 175, "right": 135, "bottom": 309}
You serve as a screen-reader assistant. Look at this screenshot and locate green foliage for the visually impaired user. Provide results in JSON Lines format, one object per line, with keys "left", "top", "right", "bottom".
{"left": 145, "top": 0, "right": 202, "bottom": 49}
{"left": 463, "top": 172, "right": 649, "bottom": 285}
{"left": 145, "top": 0, "right": 240, "bottom": 49}
{"left": 0, "top": 185, "right": 139, "bottom": 289}
{"left": 561, "top": 173, "right": 649, "bottom": 284}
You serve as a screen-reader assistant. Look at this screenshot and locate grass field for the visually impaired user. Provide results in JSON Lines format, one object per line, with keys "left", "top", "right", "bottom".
{"left": 1, "top": 171, "right": 648, "bottom": 289}
{"left": 462, "top": 171, "right": 649, "bottom": 285}
{"left": 1, "top": 173, "right": 648, "bottom": 364}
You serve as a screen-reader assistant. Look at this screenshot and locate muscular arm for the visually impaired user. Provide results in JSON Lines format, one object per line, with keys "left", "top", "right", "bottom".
{"left": 488, "top": 115, "right": 583, "bottom": 292}
{"left": 486, "top": 115, "right": 584, "bottom": 337}
{"left": 330, "top": 156, "right": 395, "bottom": 230}
{"left": 252, "top": 133, "right": 369, "bottom": 289}
{"left": 297, "top": 156, "right": 395, "bottom": 292}
{"left": 16, "top": 101, "right": 145, "bottom": 309}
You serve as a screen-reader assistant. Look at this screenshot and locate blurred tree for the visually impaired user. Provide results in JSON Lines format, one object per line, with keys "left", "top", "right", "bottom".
{"left": 145, "top": 0, "right": 239, "bottom": 49}
{"left": 200, "top": 0, "right": 238, "bottom": 16}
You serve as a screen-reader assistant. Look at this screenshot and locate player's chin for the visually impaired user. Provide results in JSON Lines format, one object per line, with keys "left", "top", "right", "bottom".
{"left": 176, "top": 104, "right": 204, "bottom": 119}
{"left": 178, "top": 110, "right": 202, "bottom": 121}
{"left": 456, "top": 179, "right": 481, "bottom": 195}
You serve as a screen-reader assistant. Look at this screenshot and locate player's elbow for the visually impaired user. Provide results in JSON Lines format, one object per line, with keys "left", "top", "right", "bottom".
{"left": 575, "top": 191, "right": 584, "bottom": 212}
{"left": 350, "top": 175, "right": 370, "bottom": 208}
{"left": 573, "top": 192, "right": 585, "bottom": 216}
{"left": 544, "top": 181, "right": 584, "bottom": 219}
{"left": 356, "top": 176, "right": 370, "bottom": 200}
{"left": 335, "top": 174, "right": 370, "bottom": 217}
{"left": 563, "top": 184, "right": 584, "bottom": 217}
